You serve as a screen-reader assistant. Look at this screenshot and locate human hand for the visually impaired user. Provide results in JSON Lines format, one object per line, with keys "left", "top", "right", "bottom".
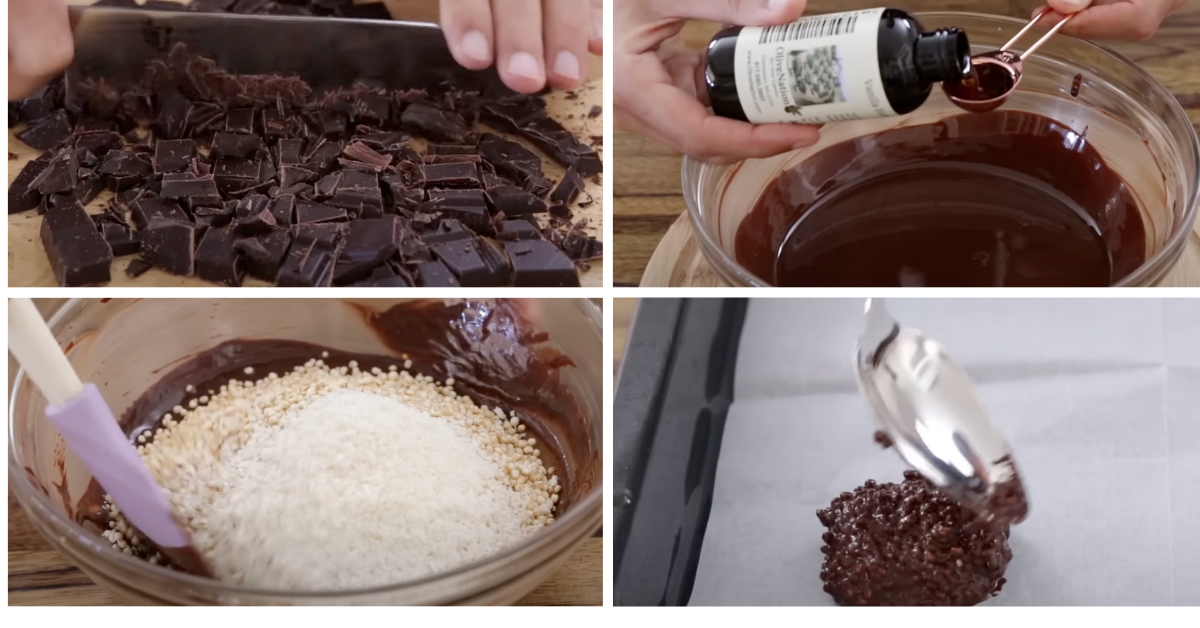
{"left": 615, "top": 0, "right": 822, "bottom": 164}
{"left": 437, "top": 0, "right": 603, "bottom": 94}
{"left": 1039, "top": 0, "right": 1187, "bottom": 41}
{"left": 9, "top": 0, "right": 73, "bottom": 101}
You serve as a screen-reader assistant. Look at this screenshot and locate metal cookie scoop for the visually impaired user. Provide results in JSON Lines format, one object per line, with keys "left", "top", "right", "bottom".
{"left": 943, "top": 8, "right": 1075, "bottom": 113}
{"left": 853, "top": 298, "right": 1028, "bottom": 524}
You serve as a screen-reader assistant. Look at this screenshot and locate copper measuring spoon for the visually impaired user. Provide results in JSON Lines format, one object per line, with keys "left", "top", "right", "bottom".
{"left": 943, "top": 8, "right": 1075, "bottom": 113}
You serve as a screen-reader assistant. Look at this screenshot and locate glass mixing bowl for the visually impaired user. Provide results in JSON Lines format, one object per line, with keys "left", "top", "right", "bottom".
{"left": 683, "top": 12, "right": 1200, "bottom": 287}
{"left": 8, "top": 298, "right": 602, "bottom": 605}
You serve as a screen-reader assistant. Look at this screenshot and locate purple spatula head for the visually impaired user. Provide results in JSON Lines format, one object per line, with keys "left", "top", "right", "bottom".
{"left": 45, "top": 383, "right": 188, "bottom": 549}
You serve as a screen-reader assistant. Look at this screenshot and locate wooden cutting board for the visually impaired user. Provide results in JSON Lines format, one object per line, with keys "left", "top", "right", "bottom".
{"left": 9, "top": 0, "right": 604, "bottom": 287}
{"left": 641, "top": 211, "right": 1200, "bottom": 287}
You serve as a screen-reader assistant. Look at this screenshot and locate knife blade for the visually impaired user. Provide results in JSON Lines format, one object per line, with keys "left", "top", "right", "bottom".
{"left": 66, "top": 6, "right": 508, "bottom": 93}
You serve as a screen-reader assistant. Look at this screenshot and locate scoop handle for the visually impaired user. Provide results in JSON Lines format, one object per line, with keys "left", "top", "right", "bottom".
{"left": 8, "top": 299, "right": 83, "bottom": 406}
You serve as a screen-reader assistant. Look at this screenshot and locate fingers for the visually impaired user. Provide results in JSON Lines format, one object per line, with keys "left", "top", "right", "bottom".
{"left": 651, "top": 0, "right": 808, "bottom": 26}
{"left": 589, "top": 0, "right": 603, "bottom": 56}
{"left": 1039, "top": 1, "right": 1164, "bottom": 40}
{"left": 543, "top": 0, "right": 590, "bottom": 90}
{"left": 1044, "top": 0, "right": 1094, "bottom": 14}
{"left": 439, "top": 0, "right": 495, "bottom": 71}
{"left": 9, "top": 0, "right": 74, "bottom": 101}
{"left": 492, "top": 0, "right": 547, "bottom": 93}
{"left": 627, "top": 83, "right": 821, "bottom": 162}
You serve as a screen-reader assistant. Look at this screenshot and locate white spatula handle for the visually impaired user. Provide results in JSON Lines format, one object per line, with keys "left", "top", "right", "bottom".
{"left": 9, "top": 299, "right": 83, "bottom": 406}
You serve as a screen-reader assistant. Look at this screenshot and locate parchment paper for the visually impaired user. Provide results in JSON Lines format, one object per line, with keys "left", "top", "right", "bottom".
{"left": 690, "top": 299, "right": 1200, "bottom": 606}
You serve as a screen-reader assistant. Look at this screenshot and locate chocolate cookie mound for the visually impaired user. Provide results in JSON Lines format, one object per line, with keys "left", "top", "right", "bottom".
{"left": 817, "top": 471, "right": 1012, "bottom": 606}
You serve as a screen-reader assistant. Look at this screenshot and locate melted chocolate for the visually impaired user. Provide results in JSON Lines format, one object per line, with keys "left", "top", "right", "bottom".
{"left": 818, "top": 471, "right": 1013, "bottom": 606}
{"left": 735, "top": 111, "right": 1146, "bottom": 287}
{"left": 69, "top": 299, "right": 595, "bottom": 577}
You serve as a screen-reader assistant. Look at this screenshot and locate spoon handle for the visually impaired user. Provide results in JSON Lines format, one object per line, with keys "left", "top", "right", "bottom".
{"left": 8, "top": 299, "right": 83, "bottom": 406}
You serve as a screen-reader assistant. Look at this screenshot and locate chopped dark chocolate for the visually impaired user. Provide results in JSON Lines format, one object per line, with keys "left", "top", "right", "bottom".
{"left": 505, "top": 239, "right": 581, "bottom": 287}
{"left": 402, "top": 103, "right": 469, "bottom": 143}
{"left": 98, "top": 150, "right": 153, "bottom": 178}
{"left": 194, "top": 204, "right": 235, "bottom": 229}
{"left": 270, "top": 194, "right": 296, "bottom": 225}
{"left": 153, "top": 139, "right": 196, "bottom": 174}
{"left": 420, "top": 219, "right": 474, "bottom": 244}
{"left": 313, "top": 171, "right": 343, "bottom": 198}
{"left": 421, "top": 189, "right": 494, "bottom": 236}
{"left": 211, "top": 132, "right": 263, "bottom": 159}
{"left": 140, "top": 216, "right": 196, "bottom": 276}
{"left": 76, "top": 131, "right": 123, "bottom": 156}
{"left": 17, "top": 110, "right": 72, "bottom": 150}
{"left": 29, "top": 150, "right": 78, "bottom": 195}
{"left": 274, "top": 139, "right": 305, "bottom": 167}
{"left": 431, "top": 239, "right": 507, "bottom": 287}
{"left": 235, "top": 227, "right": 292, "bottom": 282}
{"left": 17, "top": 84, "right": 57, "bottom": 122}
{"left": 549, "top": 203, "right": 573, "bottom": 220}
{"left": 225, "top": 108, "right": 256, "bottom": 134}
{"left": 486, "top": 185, "right": 547, "bottom": 216}
{"left": 9, "top": 159, "right": 50, "bottom": 213}
{"left": 550, "top": 167, "right": 584, "bottom": 206}
{"left": 233, "top": 194, "right": 277, "bottom": 235}
{"left": 497, "top": 219, "right": 544, "bottom": 241}
{"left": 353, "top": 94, "right": 392, "bottom": 125}
{"left": 342, "top": 141, "right": 392, "bottom": 171}
{"left": 317, "top": 110, "right": 348, "bottom": 139}
{"left": 279, "top": 164, "right": 316, "bottom": 188}
{"left": 125, "top": 257, "right": 153, "bottom": 278}
{"left": 422, "top": 161, "right": 481, "bottom": 189}
{"left": 101, "top": 222, "right": 142, "bottom": 257}
{"left": 352, "top": 263, "right": 412, "bottom": 287}
{"left": 75, "top": 176, "right": 106, "bottom": 206}
{"left": 277, "top": 239, "right": 337, "bottom": 287}
{"left": 415, "top": 258, "right": 461, "bottom": 287}
{"left": 295, "top": 201, "right": 348, "bottom": 224}
{"left": 427, "top": 144, "right": 476, "bottom": 156}
{"left": 160, "top": 172, "right": 222, "bottom": 207}
{"left": 588, "top": 105, "right": 602, "bottom": 119}
{"left": 40, "top": 202, "right": 114, "bottom": 287}
{"left": 477, "top": 133, "right": 544, "bottom": 185}
{"left": 304, "top": 139, "right": 344, "bottom": 174}
{"left": 195, "top": 226, "right": 245, "bottom": 286}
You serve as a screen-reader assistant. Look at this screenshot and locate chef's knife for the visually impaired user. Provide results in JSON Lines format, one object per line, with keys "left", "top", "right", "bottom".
{"left": 66, "top": 6, "right": 509, "bottom": 94}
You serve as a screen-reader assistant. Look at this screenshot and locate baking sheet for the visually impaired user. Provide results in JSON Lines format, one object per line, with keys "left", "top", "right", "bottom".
{"left": 690, "top": 298, "right": 1200, "bottom": 606}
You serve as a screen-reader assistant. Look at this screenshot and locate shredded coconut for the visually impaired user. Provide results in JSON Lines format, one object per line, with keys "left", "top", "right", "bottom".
{"left": 102, "top": 358, "right": 558, "bottom": 590}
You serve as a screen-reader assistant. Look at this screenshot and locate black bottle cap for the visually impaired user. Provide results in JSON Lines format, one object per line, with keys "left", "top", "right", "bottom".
{"left": 913, "top": 28, "right": 972, "bottom": 84}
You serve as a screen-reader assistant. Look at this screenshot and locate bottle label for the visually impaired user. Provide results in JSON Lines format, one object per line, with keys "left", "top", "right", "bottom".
{"left": 733, "top": 8, "right": 896, "bottom": 124}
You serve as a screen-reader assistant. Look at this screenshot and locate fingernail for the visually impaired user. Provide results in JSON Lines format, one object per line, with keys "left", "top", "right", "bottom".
{"left": 461, "top": 30, "right": 491, "bottom": 63}
{"left": 1057, "top": 0, "right": 1087, "bottom": 6}
{"left": 768, "top": 0, "right": 789, "bottom": 14}
{"left": 552, "top": 51, "right": 581, "bottom": 81}
{"left": 592, "top": 13, "right": 603, "bottom": 41}
{"left": 507, "top": 52, "right": 542, "bottom": 80}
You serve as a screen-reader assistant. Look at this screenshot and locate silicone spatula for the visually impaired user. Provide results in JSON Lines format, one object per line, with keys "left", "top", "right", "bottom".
{"left": 8, "top": 299, "right": 195, "bottom": 554}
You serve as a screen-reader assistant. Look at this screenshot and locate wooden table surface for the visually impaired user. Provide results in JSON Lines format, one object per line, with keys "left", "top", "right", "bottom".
{"left": 9, "top": 0, "right": 604, "bottom": 287}
{"left": 613, "top": 0, "right": 1200, "bottom": 286}
{"left": 7, "top": 297, "right": 602, "bottom": 605}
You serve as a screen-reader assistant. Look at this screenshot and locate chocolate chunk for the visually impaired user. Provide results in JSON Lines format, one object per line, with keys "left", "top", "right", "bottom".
{"left": 262, "top": 108, "right": 293, "bottom": 138}
{"left": 270, "top": 194, "right": 296, "bottom": 225}
{"left": 422, "top": 161, "right": 481, "bottom": 189}
{"left": 160, "top": 173, "right": 222, "bottom": 208}
{"left": 333, "top": 217, "right": 401, "bottom": 285}
{"left": 549, "top": 204, "right": 573, "bottom": 220}
{"left": 279, "top": 164, "right": 316, "bottom": 188}
{"left": 214, "top": 158, "right": 260, "bottom": 182}
{"left": 520, "top": 117, "right": 604, "bottom": 175}
{"left": 523, "top": 175, "right": 553, "bottom": 198}
{"left": 233, "top": 194, "right": 277, "bottom": 235}
{"left": 505, "top": 239, "right": 580, "bottom": 287}
{"left": 353, "top": 94, "right": 392, "bottom": 125}
{"left": 497, "top": 219, "right": 544, "bottom": 241}
{"left": 40, "top": 203, "right": 114, "bottom": 287}
{"left": 153, "top": 139, "right": 196, "bottom": 174}
{"left": 225, "top": 108, "right": 256, "bottom": 134}
{"left": 98, "top": 150, "right": 153, "bottom": 178}
{"left": 313, "top": 171, "right": 343, "bottom": 198}
{"left": 304, "top": 139, "right": 344, "bottom": 174}
{"left": 29, "top": 150, "right": 78, "bottom": 195}
{"left": 234, "top": 228, "right": 291, "bottom": 282}
{"left": 211, "top": 132, "right": 263, "bottom": 159}
{"left": 352, "top": 264, "right": 412, "bottom": 287}
{"left": 277, "top": 239, "right": 337, "bottom": 287}
{"left": 342, "top": 141, "right": 392, "bottom": 171}
{"left": 295, "top": 201, "right": 348, "bottom": 224}
{"left": 415, "top": 259, "right": 461, "bottom": 287}
{"left": 431, "top": 239, "right": 508, "bottom": 286}
{"left": 421, "top": 189, "right": 493, "bottom": 236}
{"left": 427, "top": 154, "right": 482, "bottom": 165}
{"left": 588, "top": 105, "right": 602, "bottom": 119}
{"left": 477, "top": 133, "right": 544, "bottom": 185}
{"left": 154, "top": 89, "right": 192, "bottom": 140}
{"left": 102, "top": 222, "right": 141, "bottom": 257}
{"left": 481, "top": 100, "right": 546, "bottom": 132}
{"left": 420, "top": 219, "right": 473, "bottom": 244}
{"left": 427, "top": 144, "right": 476, "bottom": 156}
{"left": 9, "top": 158, "right": 49, "bottom": 213}
{"left": 75, "top": 176, "right": 106, "bottom": 206}
{"left": 550, "top": 168, "right": 584, "bottom": 206}
{"left": 17, "top": 84, "right": 57, "bottom": 121}
{"left": 274, "top": 138, "right": 305, "bottom": 166}
{"left": 317, "top": 110, "right": 347, "bottom": 139}
{"left": 292, "top": 223, "right": 346, "bottom": 249}
{"left": 17, "top": 110, "right": 72, "bottom": 150}
{"left": 140, "top": 217, "right": 196, "bottom": 276}
{"left": 401, "top": 103, "right": 469, "bottom": 143}
{"left": 194, "top": 204, "right": 235, "bottom": 230}
{"left": 353, "top": 131, "right": 408, "bottom": 154}
{"left": 195, "top": 226, "right": 245, "bottom": 287}
{"left": 76, "top": 131, "right": 123, "bottom": 156}
{"left": 381, "top": 173, "right": 424, "bottom": 211}
{"left": 485, "top": 185, "right": 547, "bottom": 216}
{"left": 554, "top": 231, "right": 603, "bottom": 261}
{"left": 125, "top": 258, "right": 153, "bottom": 278}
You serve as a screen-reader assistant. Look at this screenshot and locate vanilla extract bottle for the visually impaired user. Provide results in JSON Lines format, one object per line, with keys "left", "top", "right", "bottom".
{"left": 702, "top": 8, "right": 972, "bottom": 124}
